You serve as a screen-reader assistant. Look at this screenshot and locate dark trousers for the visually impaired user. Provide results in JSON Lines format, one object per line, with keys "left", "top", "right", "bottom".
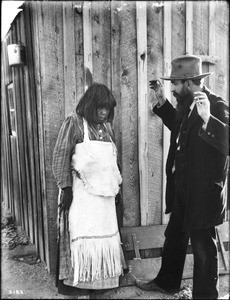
{"left": 154, "top": 196, "right": 219, "bottom": 299}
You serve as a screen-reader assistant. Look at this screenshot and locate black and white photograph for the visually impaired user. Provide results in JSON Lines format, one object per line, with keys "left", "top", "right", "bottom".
{"left": 1, "top": 1, "right": 229, "bottom": 299}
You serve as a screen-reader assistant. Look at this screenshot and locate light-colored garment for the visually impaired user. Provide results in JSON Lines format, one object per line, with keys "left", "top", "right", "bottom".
{"left": 52, "top": 113, "right": 116, "bottom": 189}
{"left": 71, "top": 119, "right": 122, "bottom": 197}
{"left": 67, "top": 118, "right": 124, "bottom": 289}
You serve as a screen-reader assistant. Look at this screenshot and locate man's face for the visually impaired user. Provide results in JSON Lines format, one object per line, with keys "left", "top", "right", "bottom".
{"left": 171, "top": 80, "right": 194, "bottom": 118}
{"left": 171, "top": 80, "right": 188, "bottom": 101}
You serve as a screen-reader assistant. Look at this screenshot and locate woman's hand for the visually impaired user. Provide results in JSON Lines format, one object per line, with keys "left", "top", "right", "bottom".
{"left": 58, "top": 187, "right": 73, "bottom": 213}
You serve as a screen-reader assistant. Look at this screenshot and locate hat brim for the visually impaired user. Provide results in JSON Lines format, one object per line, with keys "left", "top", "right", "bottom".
{"left": 160, "top": 72, "right": 212, "bottom": 81}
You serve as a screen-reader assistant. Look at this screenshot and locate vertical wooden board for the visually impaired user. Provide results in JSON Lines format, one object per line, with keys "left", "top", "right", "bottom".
{"left": 1, "top": 44, "right": 13, "bottom": 213}
{"left": 19, "top": 10, "right": 35, "bottom": 244}
{"left": 28, "top": 1, "right": 48, "bottom": 258}
{"left": 1, "top": 106, "right": 6, "bottom": 207}
{"left": 208, "top": 1, "right": 216, "bottom": 91}
{"left": 2, "top": 35, "right": 15, "bottom": 217}
{"left": 213, "top": 1, "right": 229, "bottom": 100}
{"left": 186, "top": 1, "right": 193, "bottom": 54}
{"left": 11, "top": 23, "right": 24, "bottom": 229}
{"left": 21, "top": 4, "right": 40, "bottom": 258}
{"left": 2, "top": 37, "right": 10, "bottom": 84}
{"left": 111, "top": 0, "right": 122, "bottom": 158}
{"left": 171, "top": 1, "right": 186, "bottom": 59}
{"left": 119, "top": 2, "right": 140, "bottom": 227}
{"left": 110, "top": 1, "right": 124, "bottom": 228}
{"left": 161, "top": 2, "right": 172, "bottom": 225}
{"left": 193, "top": 1, "right": 209, "bottom": 75}
{"left": 8, "top": 33, "right": 15, "bottom": 217}
{"left": 10, "top": 136, "right": 21, "bottom": 224}
{"left": 83, "top": 1, "right": 93, "bottom": 90}
{"left": 6, "top": 34, "right": 13, "bottom": 83}
{"left": 91, "top": 1, "right": 111, "bottom": 87}
{"left": 23, "top": 3, "right": 40, "bottom": 246}
{"left": 1, "top": 86, "right": 11, "bottom": 212}
{"left": 147, "top": 1, "right": 164, "bottom": 225}
{"left": 136, "top": 1, "right": 148, "bottom": 226}
{"left": 37, "top": 1, "right": 65, "bottom": 272}
{"left": 213, "top": 2, "right": 229, "bottom": 222}
{"left": 19, "top": 13, "right": 34, "bottom": 241}
{"left": 63, "top": 1, "right": 76, "bottom": 116}
{"left": 16, "top": 16, "right": 29, "bottom": 235}
{"left": 75, "top": 2, "right": 84, "bottom": 103}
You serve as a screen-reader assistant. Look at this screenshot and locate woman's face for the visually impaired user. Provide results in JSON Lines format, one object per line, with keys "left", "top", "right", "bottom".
{"left": 93, "top": 106, "right": 110, "bottom": 123}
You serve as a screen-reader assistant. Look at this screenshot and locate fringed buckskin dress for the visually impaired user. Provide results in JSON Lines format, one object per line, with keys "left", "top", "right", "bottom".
{"left": 53, "top": 113, "right": 126, "bottom": 290}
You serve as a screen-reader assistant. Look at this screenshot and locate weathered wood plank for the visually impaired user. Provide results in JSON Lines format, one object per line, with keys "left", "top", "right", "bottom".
{"left": 162, "top": 1, "right": 171, "bottom": 225}
{"left": 27, "top": 1, "right": 47, "bottom": 257}
{"left": 1, "top": 43, "right": 14, "bottom": 215}
{"left": 23, "top": 4, "right": 45, "bottom": 262}
{"left": 171, "top": 1, "right": 186, "bottom": 59}
{"left": 121, "top": 225, "right": 166, "bottom": 251}
{"left": 83, "top": 1, "right": 93, "bottom": 90}
{"left": 63, "top": 1, "right": 76, "bottom": 116}
{"left": 208, "top": 2, "right": 216, "bottom": 90}
{"left": 16, "top": 16, "right": 30, "bottom": 236}
{"left": 111, "top": 0, "right": 122, "bottom": 160}
{"left": 11, "top": 22, "right": 24, "bottom": 229}
{"left": 193, "top": 1, "right": 209, "bottom": 80}
{"left": 213, "top": 1, "right": 229, "bottom": 101}
{"left": 110, "top": 1, "right": 124, "bottom": 228}
{"left": 186, "top": 1, "right": 193, "bottom": 54}
{"left": 146, "top": 2, "right": 164, "bottom": 225}
{"left": 74, "top": 2, "right": 84, "bottom": 103}
{"left": 136, "top": 1, "right": 148, "bottom": 226}
{"left": 92, "top": 1, "right": 111, "bottom": 87}
{"left": 10, "top": 136, "right": 21, "bottom": 224}
{"left": 120, "top": 222, "right": 229, "bottom": 286}
{"left": 119, "top": 1, "right": 140, "bottom": 227}
{"left": 33, "top": 0, "right": 65, "bottom": 271}
{"left": 19, "top": 5, "right": 34, "bottom": 244}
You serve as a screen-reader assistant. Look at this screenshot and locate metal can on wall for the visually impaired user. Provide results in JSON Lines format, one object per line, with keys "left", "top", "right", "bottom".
{"left": 7, "top": 43, "right": 26, "bottom": 66}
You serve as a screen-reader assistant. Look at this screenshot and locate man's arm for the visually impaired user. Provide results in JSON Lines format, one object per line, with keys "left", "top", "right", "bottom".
{"left": 149, "top": 79, "right": 176, "bottom": 131}
{"left": 194, "top": 91, "right": 229, "bottom": 156}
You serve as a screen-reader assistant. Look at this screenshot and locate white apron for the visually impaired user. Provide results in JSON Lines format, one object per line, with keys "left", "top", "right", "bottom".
{"left": 67, "top": 118, "right": 123, "bottom": 289}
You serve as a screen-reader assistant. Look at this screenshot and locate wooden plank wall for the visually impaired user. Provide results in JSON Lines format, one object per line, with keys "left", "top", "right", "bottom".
{"left": 30, "top": 1, "right": 65, "bottom": 273}
{"left": 92, "top": 1, "right": 111, "bottom": 87}
{"left": 119, "top": 1, "right": 140, "bottom": 227}
{"left": 1, "top": 41, "right": 14, "bottom": 217}
{"left": 2, "top": 1, "right": 229, "bottom": 274}
{"left": 147, "top": 2, "right": 164, "bottom": 225}
{"left": 1, "top": 7, "right": 47, "bottom": 264}
{"left": 57, "top": 0, "right": 228, "bottom": 268}
{"left": 136, "top": 1, "right": 148, "bottom": 226}
{"left": 162, "top": 2, "right": 171, "bottom": 225}
{"left": 24, "top": 3, "right": 46, "bottom": 262}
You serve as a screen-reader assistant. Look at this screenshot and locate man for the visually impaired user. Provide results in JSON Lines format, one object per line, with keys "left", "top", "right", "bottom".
{"left": 135, "top": 55, "right": 229, "bottom": 299}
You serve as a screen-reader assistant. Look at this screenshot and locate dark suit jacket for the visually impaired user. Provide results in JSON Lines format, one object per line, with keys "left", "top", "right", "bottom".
{"left": 153, "top": 86, "right": 229, "bottom": 231}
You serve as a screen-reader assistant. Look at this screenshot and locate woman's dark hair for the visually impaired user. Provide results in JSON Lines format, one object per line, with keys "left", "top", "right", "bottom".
{"left": 76, "top": 83, "right": 116, "bottom": 124}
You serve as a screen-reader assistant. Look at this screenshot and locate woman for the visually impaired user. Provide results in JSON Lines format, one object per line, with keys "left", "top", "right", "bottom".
{"left": 52, "top": 83, "right": 126, "bottom": 295}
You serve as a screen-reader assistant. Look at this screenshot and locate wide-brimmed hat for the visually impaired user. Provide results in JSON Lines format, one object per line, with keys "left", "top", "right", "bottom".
{"left": 160, "top": 55, "right": 212, "bottom": 81}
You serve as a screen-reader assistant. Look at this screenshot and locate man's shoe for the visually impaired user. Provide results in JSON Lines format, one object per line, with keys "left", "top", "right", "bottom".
{"left": 135, "top": 279, "right": 166, "bottom": 292}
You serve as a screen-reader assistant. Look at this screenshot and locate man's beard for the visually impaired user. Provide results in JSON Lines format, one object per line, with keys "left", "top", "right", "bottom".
{"left": 173, "top": 88, "right": 194, "bottom": 121}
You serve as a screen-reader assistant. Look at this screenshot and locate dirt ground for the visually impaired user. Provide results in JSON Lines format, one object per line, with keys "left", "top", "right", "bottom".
{"left": 1, "top": 216, "right": 229, "bottom": 299}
